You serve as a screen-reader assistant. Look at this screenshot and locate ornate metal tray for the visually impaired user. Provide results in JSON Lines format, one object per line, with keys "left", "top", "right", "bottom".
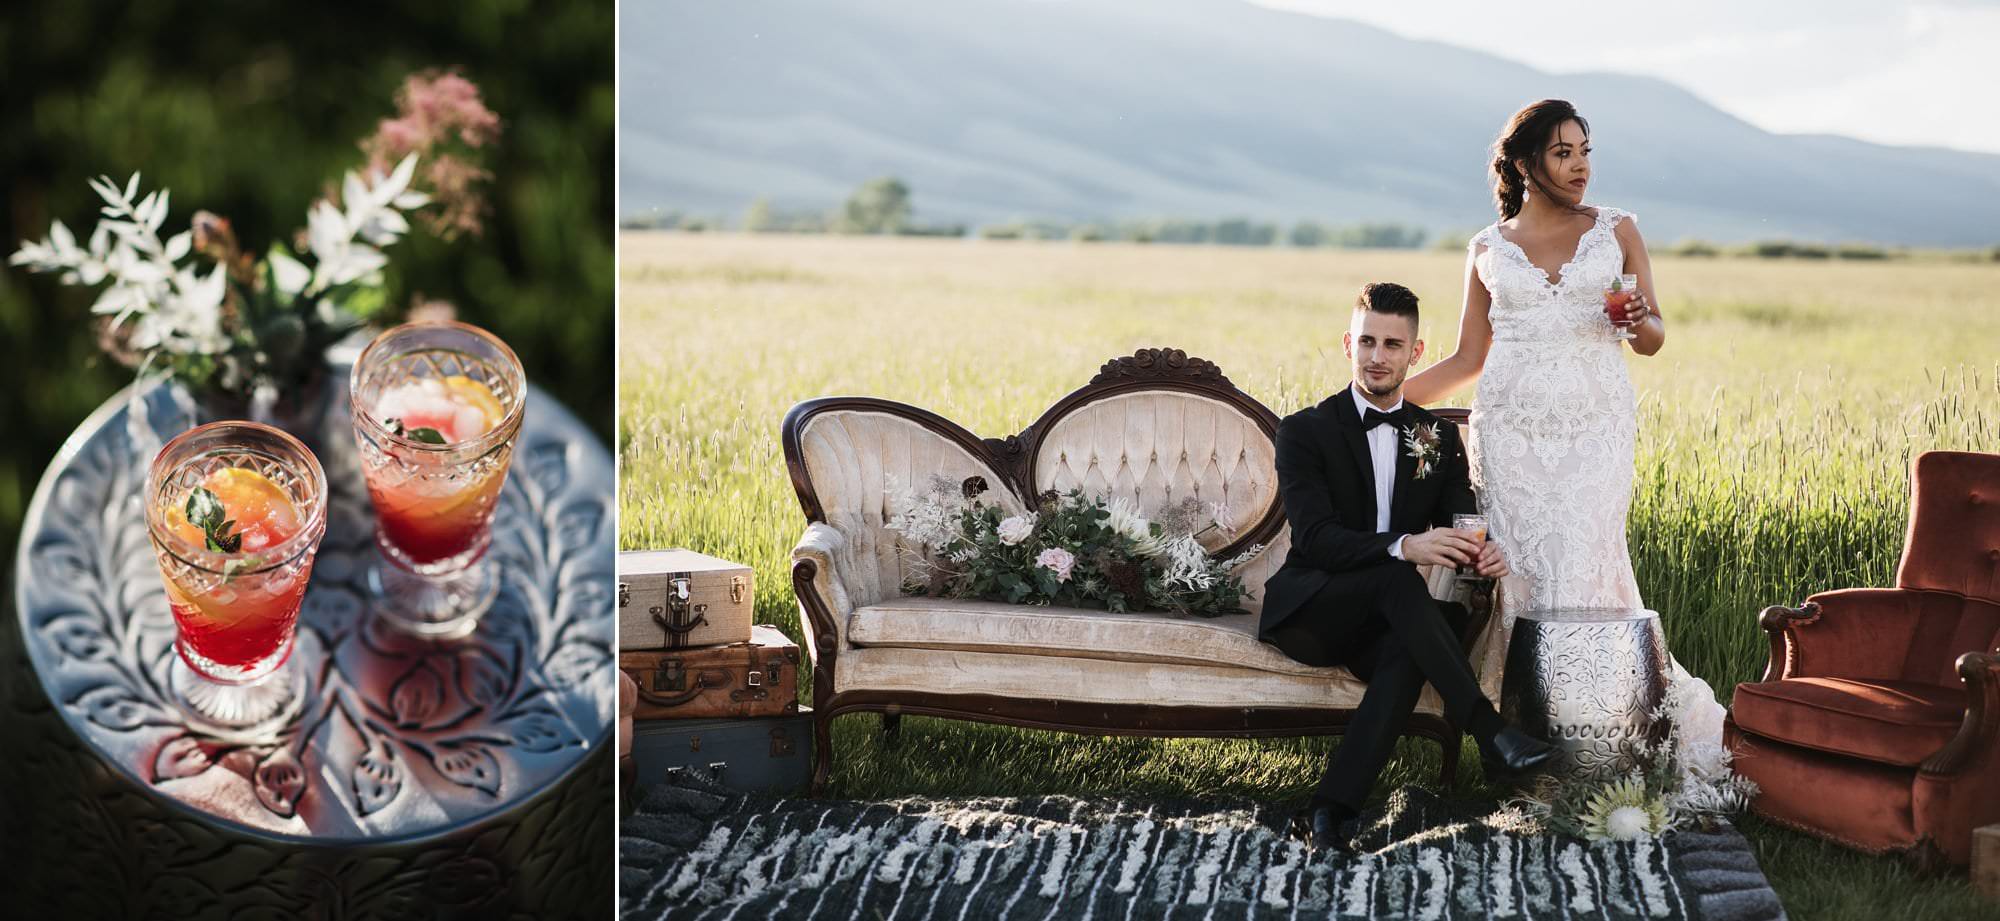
{"left": 10, "top": 362, "right": 614, "bottom": 912}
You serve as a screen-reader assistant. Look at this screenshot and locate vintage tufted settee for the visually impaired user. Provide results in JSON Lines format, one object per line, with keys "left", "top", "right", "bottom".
{"left": 783, "top": 349, "right": 1504, "bottom": 793}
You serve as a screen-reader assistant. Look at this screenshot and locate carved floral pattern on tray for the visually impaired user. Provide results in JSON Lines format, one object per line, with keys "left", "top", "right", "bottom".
{"left": 16, "top": 371, "right": 615, "bottom": 842}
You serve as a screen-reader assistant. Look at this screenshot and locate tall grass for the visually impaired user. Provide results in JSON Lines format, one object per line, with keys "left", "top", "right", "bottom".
{"left": 619, "top": 233, "right": 2000, "bottom": 919}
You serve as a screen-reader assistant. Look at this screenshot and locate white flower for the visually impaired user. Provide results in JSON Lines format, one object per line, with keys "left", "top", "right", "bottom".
{"left": 996, "top": 514, "right": 1036, "bottom": 546}
{"left": 1207, "top": 499, "right": 1237, "bottom": 539}
{"left": 10, "top": 157, "right": 432, "bottom": 388}
{"left": 1102, "top": 497, "right": 1152, "bottom": 544}
{"left": 1036, "top": 547, "right": 1076, "bottom": 582}
{"left": 1604, "top": 806, "right": 1652, "bottom": 841}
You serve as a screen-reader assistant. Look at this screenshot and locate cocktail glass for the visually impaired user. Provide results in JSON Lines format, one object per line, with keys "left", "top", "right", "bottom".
{"left": 146, "top": 421, "right": 327, "bottom": 741}
{"left": 1452, "top": 512, "right": 1490, "bottom": 580}
{"left": 351, "top": 320, "right": 525, "bottom": 638}
{"left": 1603, "top": 273, "right": 1640, "bottom": 341}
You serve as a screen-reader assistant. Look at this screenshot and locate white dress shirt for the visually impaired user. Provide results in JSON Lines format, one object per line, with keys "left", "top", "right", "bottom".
{"left": 1352, "top": 387, "right": 1410, "bottom": 560}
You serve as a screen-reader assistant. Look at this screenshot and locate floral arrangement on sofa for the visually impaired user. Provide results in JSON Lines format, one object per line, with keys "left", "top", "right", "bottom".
{"left": 886, "top": 475, "right": 1263, "bottom": 618}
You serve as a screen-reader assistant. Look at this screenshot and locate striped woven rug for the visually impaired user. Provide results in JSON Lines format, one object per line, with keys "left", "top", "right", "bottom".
{"left": 621, "top": 778, "right": 1784, "bottom": 920}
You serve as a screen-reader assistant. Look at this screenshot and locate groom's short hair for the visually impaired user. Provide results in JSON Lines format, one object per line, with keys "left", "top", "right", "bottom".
{"left": 1355, "top": 282, "right": 1419, "bottom": 326}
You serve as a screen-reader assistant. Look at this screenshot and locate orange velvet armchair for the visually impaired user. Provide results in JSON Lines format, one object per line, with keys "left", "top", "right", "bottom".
{"left": 1724, "top": 450, "right": 2000, "bottom": 866}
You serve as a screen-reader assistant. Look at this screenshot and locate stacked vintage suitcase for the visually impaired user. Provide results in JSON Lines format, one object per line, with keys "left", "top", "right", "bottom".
{"left": 617, "top": 549, "right": 813, "bottom": 796}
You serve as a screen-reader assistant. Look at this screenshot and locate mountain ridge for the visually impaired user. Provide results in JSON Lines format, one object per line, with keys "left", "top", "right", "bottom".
{"left": 622, "top": 0, "right": 2000, "bottom": 246}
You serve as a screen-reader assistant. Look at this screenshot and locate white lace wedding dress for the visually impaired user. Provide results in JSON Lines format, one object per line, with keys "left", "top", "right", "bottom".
{"left": 1465, "top": 206, "right": 1727, "bottom": 769}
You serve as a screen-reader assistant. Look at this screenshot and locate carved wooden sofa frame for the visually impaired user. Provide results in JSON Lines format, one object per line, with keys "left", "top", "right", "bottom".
{"left": 783, "top": 348, "right": 1496, "bottom": 795}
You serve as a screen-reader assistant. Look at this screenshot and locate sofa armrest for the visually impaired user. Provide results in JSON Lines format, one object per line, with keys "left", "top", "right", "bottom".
{"left": 1757, "top": 588, "right": 1927, "bottom": 682}
{"left": 1921, "top": 651, "right": 2000, "bottom": 777}
{"left": 792, "top": 522, "right": 856, "bottom": 669}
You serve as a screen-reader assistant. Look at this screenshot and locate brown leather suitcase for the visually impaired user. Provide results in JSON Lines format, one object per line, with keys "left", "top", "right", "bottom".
{"left": 618, "top": 624, "right": 802, "bottom": 720}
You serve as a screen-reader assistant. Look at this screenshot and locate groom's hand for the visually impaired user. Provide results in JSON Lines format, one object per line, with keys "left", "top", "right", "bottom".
{"left": 1400, "top": 528, "right": 1483, "bottom": 568}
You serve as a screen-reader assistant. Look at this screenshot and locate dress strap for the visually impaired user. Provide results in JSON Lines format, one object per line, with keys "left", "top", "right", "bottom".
{"left": 1467, "top": 224, "right": 1501, "bottom": 251}
{"left": 1595, "top": 205, "right": 1635, "bottom": 228}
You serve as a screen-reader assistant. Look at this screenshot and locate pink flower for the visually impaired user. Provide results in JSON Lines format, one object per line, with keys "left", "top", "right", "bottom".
{"left": 358, "top": 70, "right": 501, "bottom": 239}
{"left": 1035, "top": 548, "right": 1076, "bottom": 582}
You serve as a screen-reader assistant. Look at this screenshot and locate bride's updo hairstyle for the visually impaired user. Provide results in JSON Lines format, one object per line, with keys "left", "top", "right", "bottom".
{"left": 1491, "top": 99, "right": 1589, "bottom": 220}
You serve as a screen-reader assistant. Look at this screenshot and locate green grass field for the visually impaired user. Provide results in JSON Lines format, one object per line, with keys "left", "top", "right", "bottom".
{"left": 619, "top": 231, "right": 2000, "bottom": 920}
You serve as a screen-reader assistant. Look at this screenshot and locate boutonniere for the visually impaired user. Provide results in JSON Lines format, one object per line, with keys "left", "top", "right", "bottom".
{"left": 1403, "top": 422, "right": 1442, "bottom": 479}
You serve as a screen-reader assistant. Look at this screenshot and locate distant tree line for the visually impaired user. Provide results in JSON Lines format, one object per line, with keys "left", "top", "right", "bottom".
{"left": 984, "top": 218, "right": 1428, "bottom": 249}
{"left": 621, "top": 177, "right": 2000, "bottom": 261}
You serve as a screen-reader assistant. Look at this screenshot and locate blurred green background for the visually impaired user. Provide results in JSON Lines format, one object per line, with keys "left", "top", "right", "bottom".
{"left": 0, "top": 0, "right": 614, "bottom": 569}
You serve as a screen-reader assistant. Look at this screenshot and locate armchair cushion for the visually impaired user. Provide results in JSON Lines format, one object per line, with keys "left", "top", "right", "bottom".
{"left": 1732, "top": 676, "right": 1965, "bottom": 768}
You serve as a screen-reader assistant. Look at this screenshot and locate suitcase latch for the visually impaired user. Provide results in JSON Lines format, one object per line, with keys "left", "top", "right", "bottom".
{"left": 730, "top": 575, "right": 747, "bottom": 605}
{"left": 617, "top": 581, "right": 631, "bottom": 607}
{"left": 656, "top": 658, "right": 686, "bottom": 693}
{"left": 770, "top": 727, "right": 794, "bottom": 757}
{"left": 655, "top": 575, "right": 710, "bottom": 648}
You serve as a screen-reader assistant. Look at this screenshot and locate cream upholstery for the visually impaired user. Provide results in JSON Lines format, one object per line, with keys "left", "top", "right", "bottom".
{"left": 834, "top": 645, "right": 1448, "bottom": 714}
{"left": 1035, "top": 392, "right": 1276, "bottom": 552}
{"left": 848, "top": 598, "right": 1329, "bottom": 676}
{"left": 789, "top": 388, "right": 1504, "bottom": 728}
{"left": 842, "top": 560, "right": 1499, "bottom": 702}
{"left": 796, "top": 411, "right": 1026, "bottom": 611}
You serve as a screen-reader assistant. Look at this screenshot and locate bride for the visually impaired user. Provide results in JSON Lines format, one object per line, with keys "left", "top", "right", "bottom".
{"left": 1402, "top": 99, "right": 1726, "bottom": 762}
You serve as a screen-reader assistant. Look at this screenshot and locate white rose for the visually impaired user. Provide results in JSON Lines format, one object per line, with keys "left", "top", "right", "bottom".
{"left": 996, "top": 514, "right": 1036, "bottom": 546}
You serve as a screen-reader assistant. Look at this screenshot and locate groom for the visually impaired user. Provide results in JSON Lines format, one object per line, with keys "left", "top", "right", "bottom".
{"left": 1263, "top": 282, "right": 1557, "bottom": 851}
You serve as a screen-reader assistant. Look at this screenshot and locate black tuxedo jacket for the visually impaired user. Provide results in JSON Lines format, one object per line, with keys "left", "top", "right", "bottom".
{"left": 1259, "top": 385, "right": 1478, "bottom": 636}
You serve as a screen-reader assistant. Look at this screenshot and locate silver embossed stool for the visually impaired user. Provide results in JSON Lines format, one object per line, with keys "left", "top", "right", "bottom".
{"left": 1499, "top": 607, "right": 1670, "bottom": 781}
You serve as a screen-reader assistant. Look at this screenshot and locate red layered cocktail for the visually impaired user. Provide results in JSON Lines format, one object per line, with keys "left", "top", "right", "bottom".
{"left": 351, "top": 321, "right": 525, "bottom": 636}
{"left": 147, "top": 422, "right": 328, "bottom": 724}
{"left": 365, "top": 374, "right": 510, "bottom": 563}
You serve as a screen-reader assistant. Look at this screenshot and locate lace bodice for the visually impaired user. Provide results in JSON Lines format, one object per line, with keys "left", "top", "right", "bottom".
{"left": 1470, "top": 206, "right": 1634, "bottom": 347}
{"left": 1465, "top": 205, "right": 1639, "bottom": 611}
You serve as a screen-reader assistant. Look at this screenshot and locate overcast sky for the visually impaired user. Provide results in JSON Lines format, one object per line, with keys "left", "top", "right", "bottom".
{"left": 1250, "top": 0, "right": 2000, "bottom": 155}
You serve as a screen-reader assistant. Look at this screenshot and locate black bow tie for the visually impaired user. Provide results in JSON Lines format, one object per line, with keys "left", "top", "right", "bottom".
{"left": 1359, "top": 406, "right": 1408, "bottom": 431}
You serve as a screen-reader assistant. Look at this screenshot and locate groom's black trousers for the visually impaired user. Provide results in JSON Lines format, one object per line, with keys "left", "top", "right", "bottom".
{"left": 1266, "top": 560, "right": 1498, "bottom": 810}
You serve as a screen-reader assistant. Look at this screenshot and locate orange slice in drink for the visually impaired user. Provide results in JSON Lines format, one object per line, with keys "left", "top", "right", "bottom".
{"left": 172, "top": 466, "right": 303, "bottom": 555}
{"left": 377, "top": 375, "right": 504, "bottom": 444}
{"left": 441, "top": 375, "right": 504, "bottom": 432}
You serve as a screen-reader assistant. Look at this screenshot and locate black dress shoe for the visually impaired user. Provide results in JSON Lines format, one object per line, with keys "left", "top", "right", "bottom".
{"left": 1479, "top": 726, "right": 1560, "bottom": 777}
{"left": 1308, "top": 805, "right": 1362, "bottom": 856}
